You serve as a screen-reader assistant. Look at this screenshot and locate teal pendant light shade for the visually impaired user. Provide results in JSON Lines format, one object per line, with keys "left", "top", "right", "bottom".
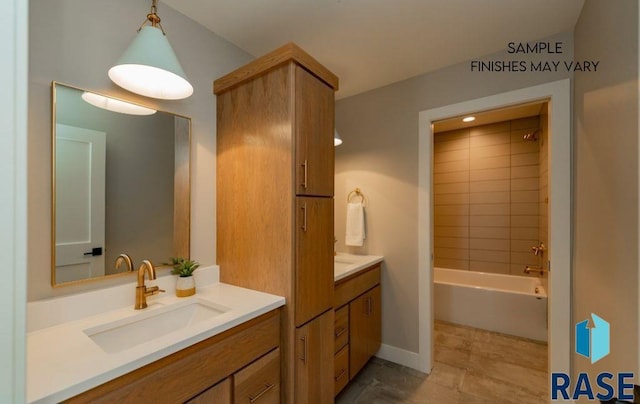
{"left": 109, "top": 1, "right": 193, "bottom": 100}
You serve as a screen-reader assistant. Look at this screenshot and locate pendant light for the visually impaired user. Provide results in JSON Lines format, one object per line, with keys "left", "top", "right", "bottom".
{"left": 334, "top": 130, "right": 343, "bottom": 146}
{"left": 108, "top": 0, "right": 193, "bottom": 100}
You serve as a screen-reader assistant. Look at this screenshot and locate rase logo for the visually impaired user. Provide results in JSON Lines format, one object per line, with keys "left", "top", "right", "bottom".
{"left": 551, "top": 313, "right": 635, "bottom": 401}
{"left": 575, "top": 313, "right": 610, "bottom": 363}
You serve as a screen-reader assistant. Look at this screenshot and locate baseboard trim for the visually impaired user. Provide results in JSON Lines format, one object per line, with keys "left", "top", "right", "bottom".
{"left": 374, "top": 344, "right": 425, "bottom": 373}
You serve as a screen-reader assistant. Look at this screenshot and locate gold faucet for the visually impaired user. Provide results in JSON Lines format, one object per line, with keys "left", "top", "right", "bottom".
{"left": 135, "top": 260, "right": 164, "bottom": 310}
{"left": 115, "top": 253, "right": 133, "bottom": 272}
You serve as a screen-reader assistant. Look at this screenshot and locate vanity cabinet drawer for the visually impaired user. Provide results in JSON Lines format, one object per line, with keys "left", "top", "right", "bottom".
{"left": 334, "top": 345, "right": 349, "bottom": 396}
{"left": 187, "top": 377, "right": 232, "bottom": 404}
{"left": 233, "top": 348, "right": 280, "bottom": 404}
{"left": 334, "top": 305, "right": 349, "bottom": 353}
{"left": 334, "top": 264, "right": 381, "bottom": 308}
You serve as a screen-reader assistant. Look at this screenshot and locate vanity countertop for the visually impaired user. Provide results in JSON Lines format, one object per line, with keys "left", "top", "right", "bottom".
{"left": 27, "top": 268, "right": 284, "bottom": 404}
{"left": 334, "top": 253, "right": 384, "bottom": 282}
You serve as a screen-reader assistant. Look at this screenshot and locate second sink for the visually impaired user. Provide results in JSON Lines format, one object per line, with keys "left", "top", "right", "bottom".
{"left": 334, "top": 253, "right": 384, "bottom": 281}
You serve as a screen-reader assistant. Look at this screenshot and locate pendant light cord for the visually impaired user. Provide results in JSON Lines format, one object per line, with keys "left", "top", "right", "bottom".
{"left": 138, "top": 0, "right": 166, "bottom": 35}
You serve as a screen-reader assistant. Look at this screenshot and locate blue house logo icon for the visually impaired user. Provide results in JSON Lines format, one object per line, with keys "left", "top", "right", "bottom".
{"left": 575, "top": 313, "right": 610, "bottom": 364}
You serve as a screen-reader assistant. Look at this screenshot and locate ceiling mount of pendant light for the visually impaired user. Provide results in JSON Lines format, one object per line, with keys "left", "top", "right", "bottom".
{"left": 108, "top": 0, "right": 193, "bottom": 100}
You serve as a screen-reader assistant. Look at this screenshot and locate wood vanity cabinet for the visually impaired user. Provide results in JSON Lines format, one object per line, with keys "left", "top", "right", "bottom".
{"left": 333, "top": 264, "right": 382, "bottom": 395}
{"left": 68, "top": 310, "right": 280, "bottom": 404}
{"left": 295, "top": 197, "right": 334, "bottom": 326}
{"left": 349, "top": 285, "right": 382, "bottom": 376}
{"left": 293, "top": 64, "right": 334, "bottom": 198}
{"left": 232, "top": 347, "right": 281, "bottom": 404}
{"left": 294, "top": 310, "right": 334, "bottom": 403}
{"left": 186, "top": 378, "right": 231, "bottom": 404}
{"left": 214, "top": 43, "right": 338, "bottom": 403}
{"left": 188, "top": 347, "right": 281, "bottom": 404}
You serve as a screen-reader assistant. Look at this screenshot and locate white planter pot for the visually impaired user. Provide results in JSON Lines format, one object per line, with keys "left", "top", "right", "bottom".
{"left": 176, "top": 276, "right": 196, "bottom": 297}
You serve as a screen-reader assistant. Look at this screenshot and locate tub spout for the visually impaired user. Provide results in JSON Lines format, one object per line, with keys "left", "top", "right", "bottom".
{"left": 524, "top": 266, "right": 547, "bottom": 276}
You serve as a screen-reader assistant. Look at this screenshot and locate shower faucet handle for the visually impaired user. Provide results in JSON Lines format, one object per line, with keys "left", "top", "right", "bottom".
{"left": 531, "top": 242, "right": 546, "bottom": 256}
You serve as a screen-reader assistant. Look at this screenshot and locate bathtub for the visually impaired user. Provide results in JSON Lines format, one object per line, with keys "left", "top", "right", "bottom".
{"left": 434, "top": 267, "right": 548, "bottom": 341}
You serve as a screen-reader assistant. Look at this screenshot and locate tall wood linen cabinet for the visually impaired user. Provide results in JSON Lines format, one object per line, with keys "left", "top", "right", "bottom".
{"left": 214, "top": 43, "right": 338, "bottom": 404}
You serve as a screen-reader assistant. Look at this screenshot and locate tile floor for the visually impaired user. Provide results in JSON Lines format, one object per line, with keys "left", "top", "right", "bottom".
{"left": 336, "top": 320, "right": 548, "bottom": 404}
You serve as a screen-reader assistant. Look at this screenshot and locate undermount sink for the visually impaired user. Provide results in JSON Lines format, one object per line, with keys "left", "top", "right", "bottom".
{"left": 334, "top": 260, "right": 355, "bottom": 273}
{"left": 334, "top": 256, "right": 357, "bottom": 265}
{"left": 84, "top": 299, "right": 229, "bottom": 354}
{"left": 334, "top": 256, "right": 358, "bottom": 277}
{"left": 333, "top": 254, "right": 384, "bottom": 282}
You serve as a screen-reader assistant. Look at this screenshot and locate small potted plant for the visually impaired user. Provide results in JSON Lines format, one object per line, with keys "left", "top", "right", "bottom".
{"left": 167, "top": 257, "right": 200, "bottom": 297}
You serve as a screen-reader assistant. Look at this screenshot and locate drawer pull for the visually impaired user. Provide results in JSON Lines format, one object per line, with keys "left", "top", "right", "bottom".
{"left": 335, "top": 368, "right": 347, "bottom": 381}
{"left": 301, "top": 204, "right": 307, "bottom": 232}
{"left": 335, "top": 326, "right": 346, "bottom": 338}
{"left": 249, "top": 383, "right": 274, "bottom": 403}
{"left": 301, "top": 159, "right": 308, "bottom": 189}
{"left": 300, "top": 335, "right": 308, "bottom": 364}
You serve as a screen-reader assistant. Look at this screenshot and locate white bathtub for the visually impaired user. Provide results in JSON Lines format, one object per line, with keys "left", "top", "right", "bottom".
{"left": 434, "top": 267, "right": 548, "bottom": 341}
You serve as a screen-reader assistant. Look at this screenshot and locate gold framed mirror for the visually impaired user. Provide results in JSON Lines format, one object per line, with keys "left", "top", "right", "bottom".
{"left": 51, "top": 82, "right": 191, "bottom": 286}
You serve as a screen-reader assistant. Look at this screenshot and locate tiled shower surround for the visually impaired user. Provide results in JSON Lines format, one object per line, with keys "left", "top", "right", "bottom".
{"left": 433, "top": 116, "right": 546, "bottom": 276}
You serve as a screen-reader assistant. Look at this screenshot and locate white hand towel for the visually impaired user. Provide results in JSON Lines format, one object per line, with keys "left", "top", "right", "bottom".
{"left": 345, "top": 202, "right": 365, "bottom": 247}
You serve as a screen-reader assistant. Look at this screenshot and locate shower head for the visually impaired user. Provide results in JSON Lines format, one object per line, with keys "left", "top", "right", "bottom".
{"left": 523, "top": 130, "right": 539, "bottom": 141}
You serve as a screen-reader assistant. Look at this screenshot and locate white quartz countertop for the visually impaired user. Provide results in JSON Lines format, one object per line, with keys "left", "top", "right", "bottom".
{"left": 27, "top": 268, "right": 284, "bottom": 403}
{"left": 334, "top": 253, "right": 384, "bottom": 282}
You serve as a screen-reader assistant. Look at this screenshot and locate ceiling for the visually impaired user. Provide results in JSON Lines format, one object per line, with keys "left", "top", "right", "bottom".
{"left": 162, "top": 0, "right": 584, "bottom": 99}
{"left": 433, "top": 100, "right": 548, "bottom": 133}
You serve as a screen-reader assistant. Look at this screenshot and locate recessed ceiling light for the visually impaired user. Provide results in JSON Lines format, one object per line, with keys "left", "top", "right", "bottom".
{"left": 462, "top": 116, "right": 476, "bottom": 123}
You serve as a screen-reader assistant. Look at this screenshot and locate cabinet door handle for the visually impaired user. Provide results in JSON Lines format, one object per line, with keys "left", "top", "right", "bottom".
{"left": 335, "top": 368, "right": 346, "bottom": 381}
{"left": 301, "top": 203, "right": 307, "bottom": 232}
{"left": 366, "top": 296, "right": 372, "bottom": 316}
{"left": 249, "top": 383, "right": 275, "bottom": 403}
{"left": 299, "top": 335, "right": 308, "bottom": 364}
{"left": 335, "top": 326, "right": 346, "bottom": 337}
{"left": 301, "top": 159, "right": 308, "bottom": 189}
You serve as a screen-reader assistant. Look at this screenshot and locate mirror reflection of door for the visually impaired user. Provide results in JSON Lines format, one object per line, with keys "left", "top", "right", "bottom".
{"left": 55, "top": 123, "right": 106, "bottom": 283}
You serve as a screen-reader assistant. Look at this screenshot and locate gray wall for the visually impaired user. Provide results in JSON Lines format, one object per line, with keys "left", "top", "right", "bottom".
{"left": 28, "top": 0, "right": 253, "bottom": 299}
{"left": 573, "top": 0, "right": 638, "bottom": 393}
{"left": 334, "top": 32, "right": 573, "bottom": 353}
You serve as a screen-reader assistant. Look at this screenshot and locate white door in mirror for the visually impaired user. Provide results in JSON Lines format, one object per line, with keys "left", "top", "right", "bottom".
{"left": 55, "top": 124, "right": 106, "bottom": 282}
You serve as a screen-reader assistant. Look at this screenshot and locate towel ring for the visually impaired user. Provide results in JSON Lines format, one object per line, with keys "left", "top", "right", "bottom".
{"left": 347, "top": 188, "right": 366, "bottom": 206}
